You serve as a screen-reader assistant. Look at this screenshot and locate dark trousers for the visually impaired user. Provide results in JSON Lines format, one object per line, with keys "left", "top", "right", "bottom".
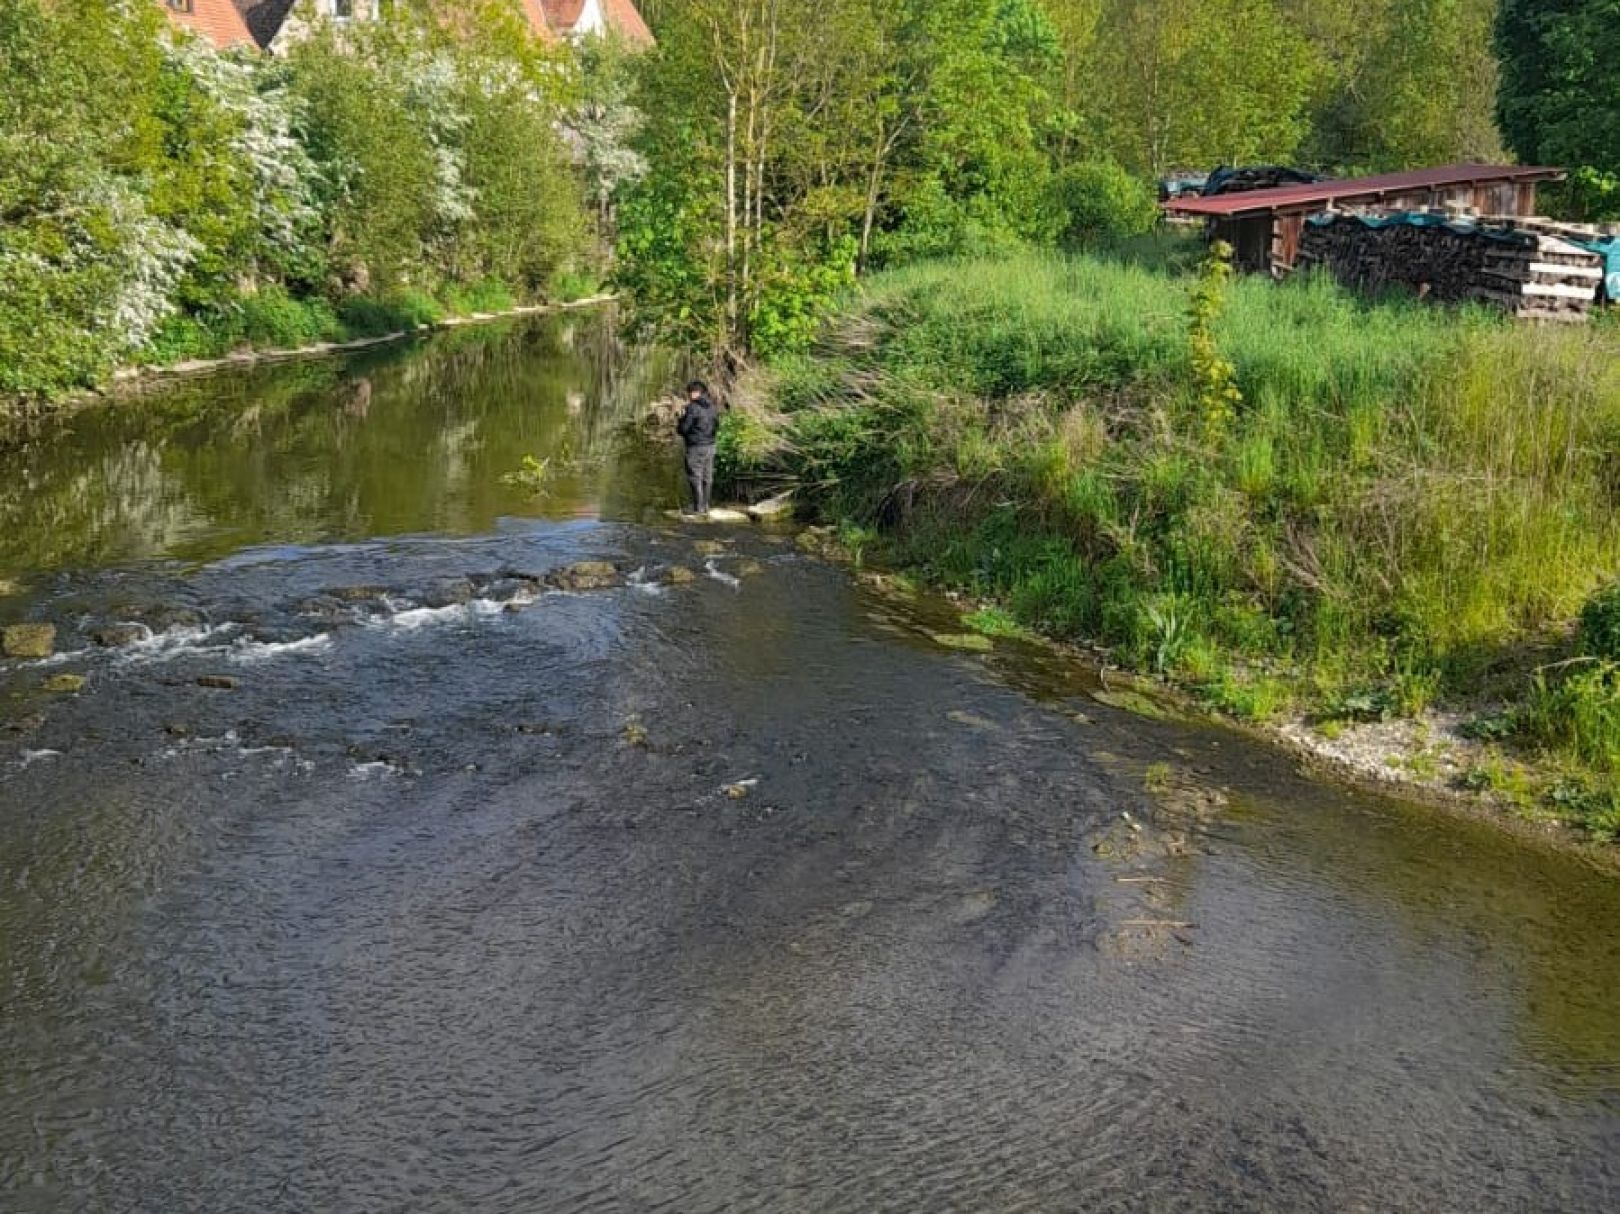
{"left": 684, "top": 443, "right": 716, "bottom": 513}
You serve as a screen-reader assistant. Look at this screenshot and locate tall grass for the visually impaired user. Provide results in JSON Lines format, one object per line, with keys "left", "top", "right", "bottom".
{"left": 735, "top": 243, "right": 1620, "bottom": 835}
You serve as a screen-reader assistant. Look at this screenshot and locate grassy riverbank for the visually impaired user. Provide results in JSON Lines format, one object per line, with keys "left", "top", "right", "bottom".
{"left": 727, "top": 238, "right": 1620, "bottom": 839}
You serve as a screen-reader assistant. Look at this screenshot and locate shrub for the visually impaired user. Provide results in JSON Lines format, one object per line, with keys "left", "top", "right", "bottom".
{"left": 1579, "top": 581, "right": 1620, "bottom": 659}
{"left": 1052, "top": 160, "right": 1159, "bottom": 247}
{"left": 1520, "top": 663, "right": 1620, "bottom": 774}
{"left": 337, "top": 290, "right": 443, "bottom": 336}
{"left": 236, "top": 287, "right": 342, "bottom": 349}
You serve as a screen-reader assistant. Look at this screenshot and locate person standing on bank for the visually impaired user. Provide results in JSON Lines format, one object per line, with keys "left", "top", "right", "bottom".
{"left": 676, "top": 380, "right": 720, "bottom": 516}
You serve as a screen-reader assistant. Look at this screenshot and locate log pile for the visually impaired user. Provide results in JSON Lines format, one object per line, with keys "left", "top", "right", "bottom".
{"left": 1295, "top": 211, "right": 1603, "bottom": 322}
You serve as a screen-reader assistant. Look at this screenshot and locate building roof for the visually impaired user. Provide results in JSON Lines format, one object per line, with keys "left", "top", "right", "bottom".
{"left": 231, "top": 0, "right": 294, "bottom": 50}
{"left": 542, "top": 0, "right": 654, "bottom": 46}
{"left": 162, "top": 0, "right": 258, "bottom": 50}
{"left": 1164, "top": 164, "right": 1565, "bottom": 218}
{"left": 518, "top": 0, "right": 563, "bottom": 43}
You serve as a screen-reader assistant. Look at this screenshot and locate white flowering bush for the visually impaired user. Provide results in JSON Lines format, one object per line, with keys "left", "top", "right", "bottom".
{"left": 0, "top": 157, "right": 196, "bottom": 395}
{"left": 166, "top": 41, "right": 325, "bottom": 274}
{"left": 1, "top": 0, "right": 593, "bottom": 400}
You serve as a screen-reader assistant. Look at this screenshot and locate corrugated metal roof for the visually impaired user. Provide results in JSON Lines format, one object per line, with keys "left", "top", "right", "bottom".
{"left": 1164, "top": 164, "right": 1565, "bottom": 217}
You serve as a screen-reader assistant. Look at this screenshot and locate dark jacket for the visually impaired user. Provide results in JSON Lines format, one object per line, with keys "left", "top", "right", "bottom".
{"left": 677, "top": 395, "right": 721, "bottom": 447}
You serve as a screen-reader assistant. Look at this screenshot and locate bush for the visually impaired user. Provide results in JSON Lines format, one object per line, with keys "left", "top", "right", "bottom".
{"left": 338, "top": 290, "right": 444, "bottom": 336}
{"left": 1580, "top": 581, "right": 1620, "bottom": 659}
{"left": 236, "top": 288, "right": 342, "bottom": 349}
{"left": 1520, "top": 664, "right": 1620, "bottom": 774}
{"left": 441, "top": 278, "right": 516, "bottom": 315}
{"left": 1052, "top": 160, "right": 1159, "bottom": 247}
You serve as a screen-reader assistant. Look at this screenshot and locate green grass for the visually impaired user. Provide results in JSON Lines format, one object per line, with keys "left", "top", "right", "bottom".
{"left": 732, "top": 240, "right": 1620, "bottom": 838}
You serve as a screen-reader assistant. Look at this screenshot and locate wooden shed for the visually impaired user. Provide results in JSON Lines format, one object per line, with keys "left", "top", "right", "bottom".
{"left": 1164, "top": 164, "right": 1566, "bottom": 276}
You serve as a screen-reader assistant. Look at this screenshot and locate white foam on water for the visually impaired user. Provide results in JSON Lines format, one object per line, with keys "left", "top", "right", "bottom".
{"left": 704, "top": 559, "right": 741, "bottom": 590}
{"left": 372, "top": 598, "right": 512, "bottom": 632}
{"left": 19, "top": 749, "right": 62, "bottom": 767}
{"left": 15, "top": 649, "right": 92, "bottom": 670}
{"left": 227, "top": 634, "right": 333, "bottom": 664}
{"left": 349, "top": 760, "right": 403, "bottom": 780}
{"left": 116, "top": 623, "right": 239, "bottom": 666}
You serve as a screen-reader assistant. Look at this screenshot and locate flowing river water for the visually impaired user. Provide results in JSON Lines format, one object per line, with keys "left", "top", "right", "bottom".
{"left": 1, "top": 314, "right": 1617, "bottom": 1212}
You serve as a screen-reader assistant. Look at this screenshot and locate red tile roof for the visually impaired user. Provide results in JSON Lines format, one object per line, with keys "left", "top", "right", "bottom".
{"left": 541, "top": 0, "right": 654, "bottom": 46}
{"left": 160, "top": 0, "right": 257, "bottom": 50}
{"left": 1164, "top": 164, "right": 1565, "bottom": 217}
{"left": 601, "top": 0, "right": 653, "bottom": 45}
{"left": 518, "top": 0, "right": 563, "bottom": 42}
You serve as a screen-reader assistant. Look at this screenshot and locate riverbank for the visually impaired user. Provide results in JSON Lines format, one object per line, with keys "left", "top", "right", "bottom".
{"left": 726, "top": 243, "right": 1620, "bottom": 845}
{"left": 0, "top": 295, "right": 617, "bottom": 431}
{"left": 111, "top": 295, "right": 619, "bottom": 388}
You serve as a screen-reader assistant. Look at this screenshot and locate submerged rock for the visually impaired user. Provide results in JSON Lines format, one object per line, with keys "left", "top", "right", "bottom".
{"left": 331, "top": 586, "right": 387, "bottom": 603}
{"left": 736, "top": 560, "right": 765, "bottom": 577}
{"left": 197, "top": 675, "right": 240, "bottom": 690}
{"left": 622, "top": 716, "right": 650, "bottom": 748}
{"left": 137, "top": 606, "right": 203, "bottom": 631}
{"left": 90, "top": 623, "right": 149, "bottom": 648}
{"left": 663, "top": 565, "right": 697, "bottom": 586}
{"left": 0, "top": 578, "right": 20, "bottom": 597}
{"left": 297, "top": 595, "right": 349, "bottom": 620}
{"left": 549, "top": 561, "right": 620, "bottom": 592}
{"left": 41, "top": 673, "right": 85, "bottom": 694}
{"left": 927, "top": 632, "right": 994, "bottom": 653}
{"left": 795, "top": 527, "right": 840, "bottom": 558}
{"left": 419, "top": 578, "right": 476, "bottom": 609}
{"left": 3, "top": 623, "right": 56, "bottom": 659}
{"left": 692, "top": 540, "right": 727, "bottom": 557}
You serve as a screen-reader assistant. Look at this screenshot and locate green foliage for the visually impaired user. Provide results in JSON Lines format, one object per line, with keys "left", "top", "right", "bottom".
{"left": 1579, "top": 582, "right": 1620, "bottom": 661}
{"left": 1521, "top": 664, "right": 1620, "bottom": 775}
{"left": 749, "top": 240, "right": 859, "bottom": 360}
{"left": 962, "top": 606, "right": 1036, "bottom": 640}
{"left": 1546, "top": 167, "right": 1620, "bottom": 225}
{"left": 1084, "top": 0, "right": 1322, "bottom": 176}
{"left": 1053, "top": 161, "right": 1159, "bottom": 247}
{"left": 0, "top": 0, "right": 594, "bottom": 404}
{"left": 1187, "top": 241, "right": 1242, "bottom": 438}
{"left": 1496, "top": 0, "right": 1620, "bottom": 175}
{"left": 338, "top": 290, "right": 444, "bottom": 336}
{"left": 730, "top": 246, "right": 1620, "bottom": 815}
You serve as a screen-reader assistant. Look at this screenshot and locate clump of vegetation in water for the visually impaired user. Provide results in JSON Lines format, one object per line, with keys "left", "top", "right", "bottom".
{"left": 728, "top": 239, "right": 1620, "bottom": 837}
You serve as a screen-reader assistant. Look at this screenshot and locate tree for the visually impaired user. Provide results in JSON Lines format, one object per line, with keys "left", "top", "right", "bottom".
{"left": 566, "top": 34, "right": 650, "bottom": 245}
{"left": 1086, "top": 0, "right": 1321, "bottom": 176}
{"left": 1497, "top": 0, "right": 1620, "bottom": 173}
{"left": 1353, "top": 0, "right": 1502, "bottom": 168}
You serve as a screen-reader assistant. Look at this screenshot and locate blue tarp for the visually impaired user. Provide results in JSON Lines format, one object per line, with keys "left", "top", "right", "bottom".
{"left": 1569, "top": 236, "right": 1620, "bottom": 301}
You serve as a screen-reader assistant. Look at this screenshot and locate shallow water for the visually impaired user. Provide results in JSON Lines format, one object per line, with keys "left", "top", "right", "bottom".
{"left": 1, "top": 314, "right": 1617, "bottom": 1212}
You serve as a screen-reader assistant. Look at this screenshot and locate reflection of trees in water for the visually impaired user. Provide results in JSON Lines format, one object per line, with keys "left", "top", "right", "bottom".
{"left": 0, "top": 311, "right": 671, "bottom": 574}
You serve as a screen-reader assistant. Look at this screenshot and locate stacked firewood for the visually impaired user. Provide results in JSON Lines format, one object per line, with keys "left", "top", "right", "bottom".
{"left": 1294, "top": 210, "right": 1603, "bottom": 322}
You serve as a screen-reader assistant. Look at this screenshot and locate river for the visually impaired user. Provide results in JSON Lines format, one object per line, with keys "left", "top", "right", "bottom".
{"left": 1, "top": 313, "right": 1617, "bottom": 1212}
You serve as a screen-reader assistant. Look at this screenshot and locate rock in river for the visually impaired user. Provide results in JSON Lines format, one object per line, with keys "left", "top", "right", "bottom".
{"left": 90, "top": 623, "right": 150, "bottom": 648}
{"left": 42, "top": 673, "right": 85, "bottom": 694}
{"left": 663, "top": 565, "right": 697, "bottom": 586}
{"left": 197, "top": 675, "right": 240, "bottom": 690}
{"left": 549, "top": 562, "right": 620, "bottom": 592}
{"left": 3, "top": 623, "right": 55, "bottom": 659}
